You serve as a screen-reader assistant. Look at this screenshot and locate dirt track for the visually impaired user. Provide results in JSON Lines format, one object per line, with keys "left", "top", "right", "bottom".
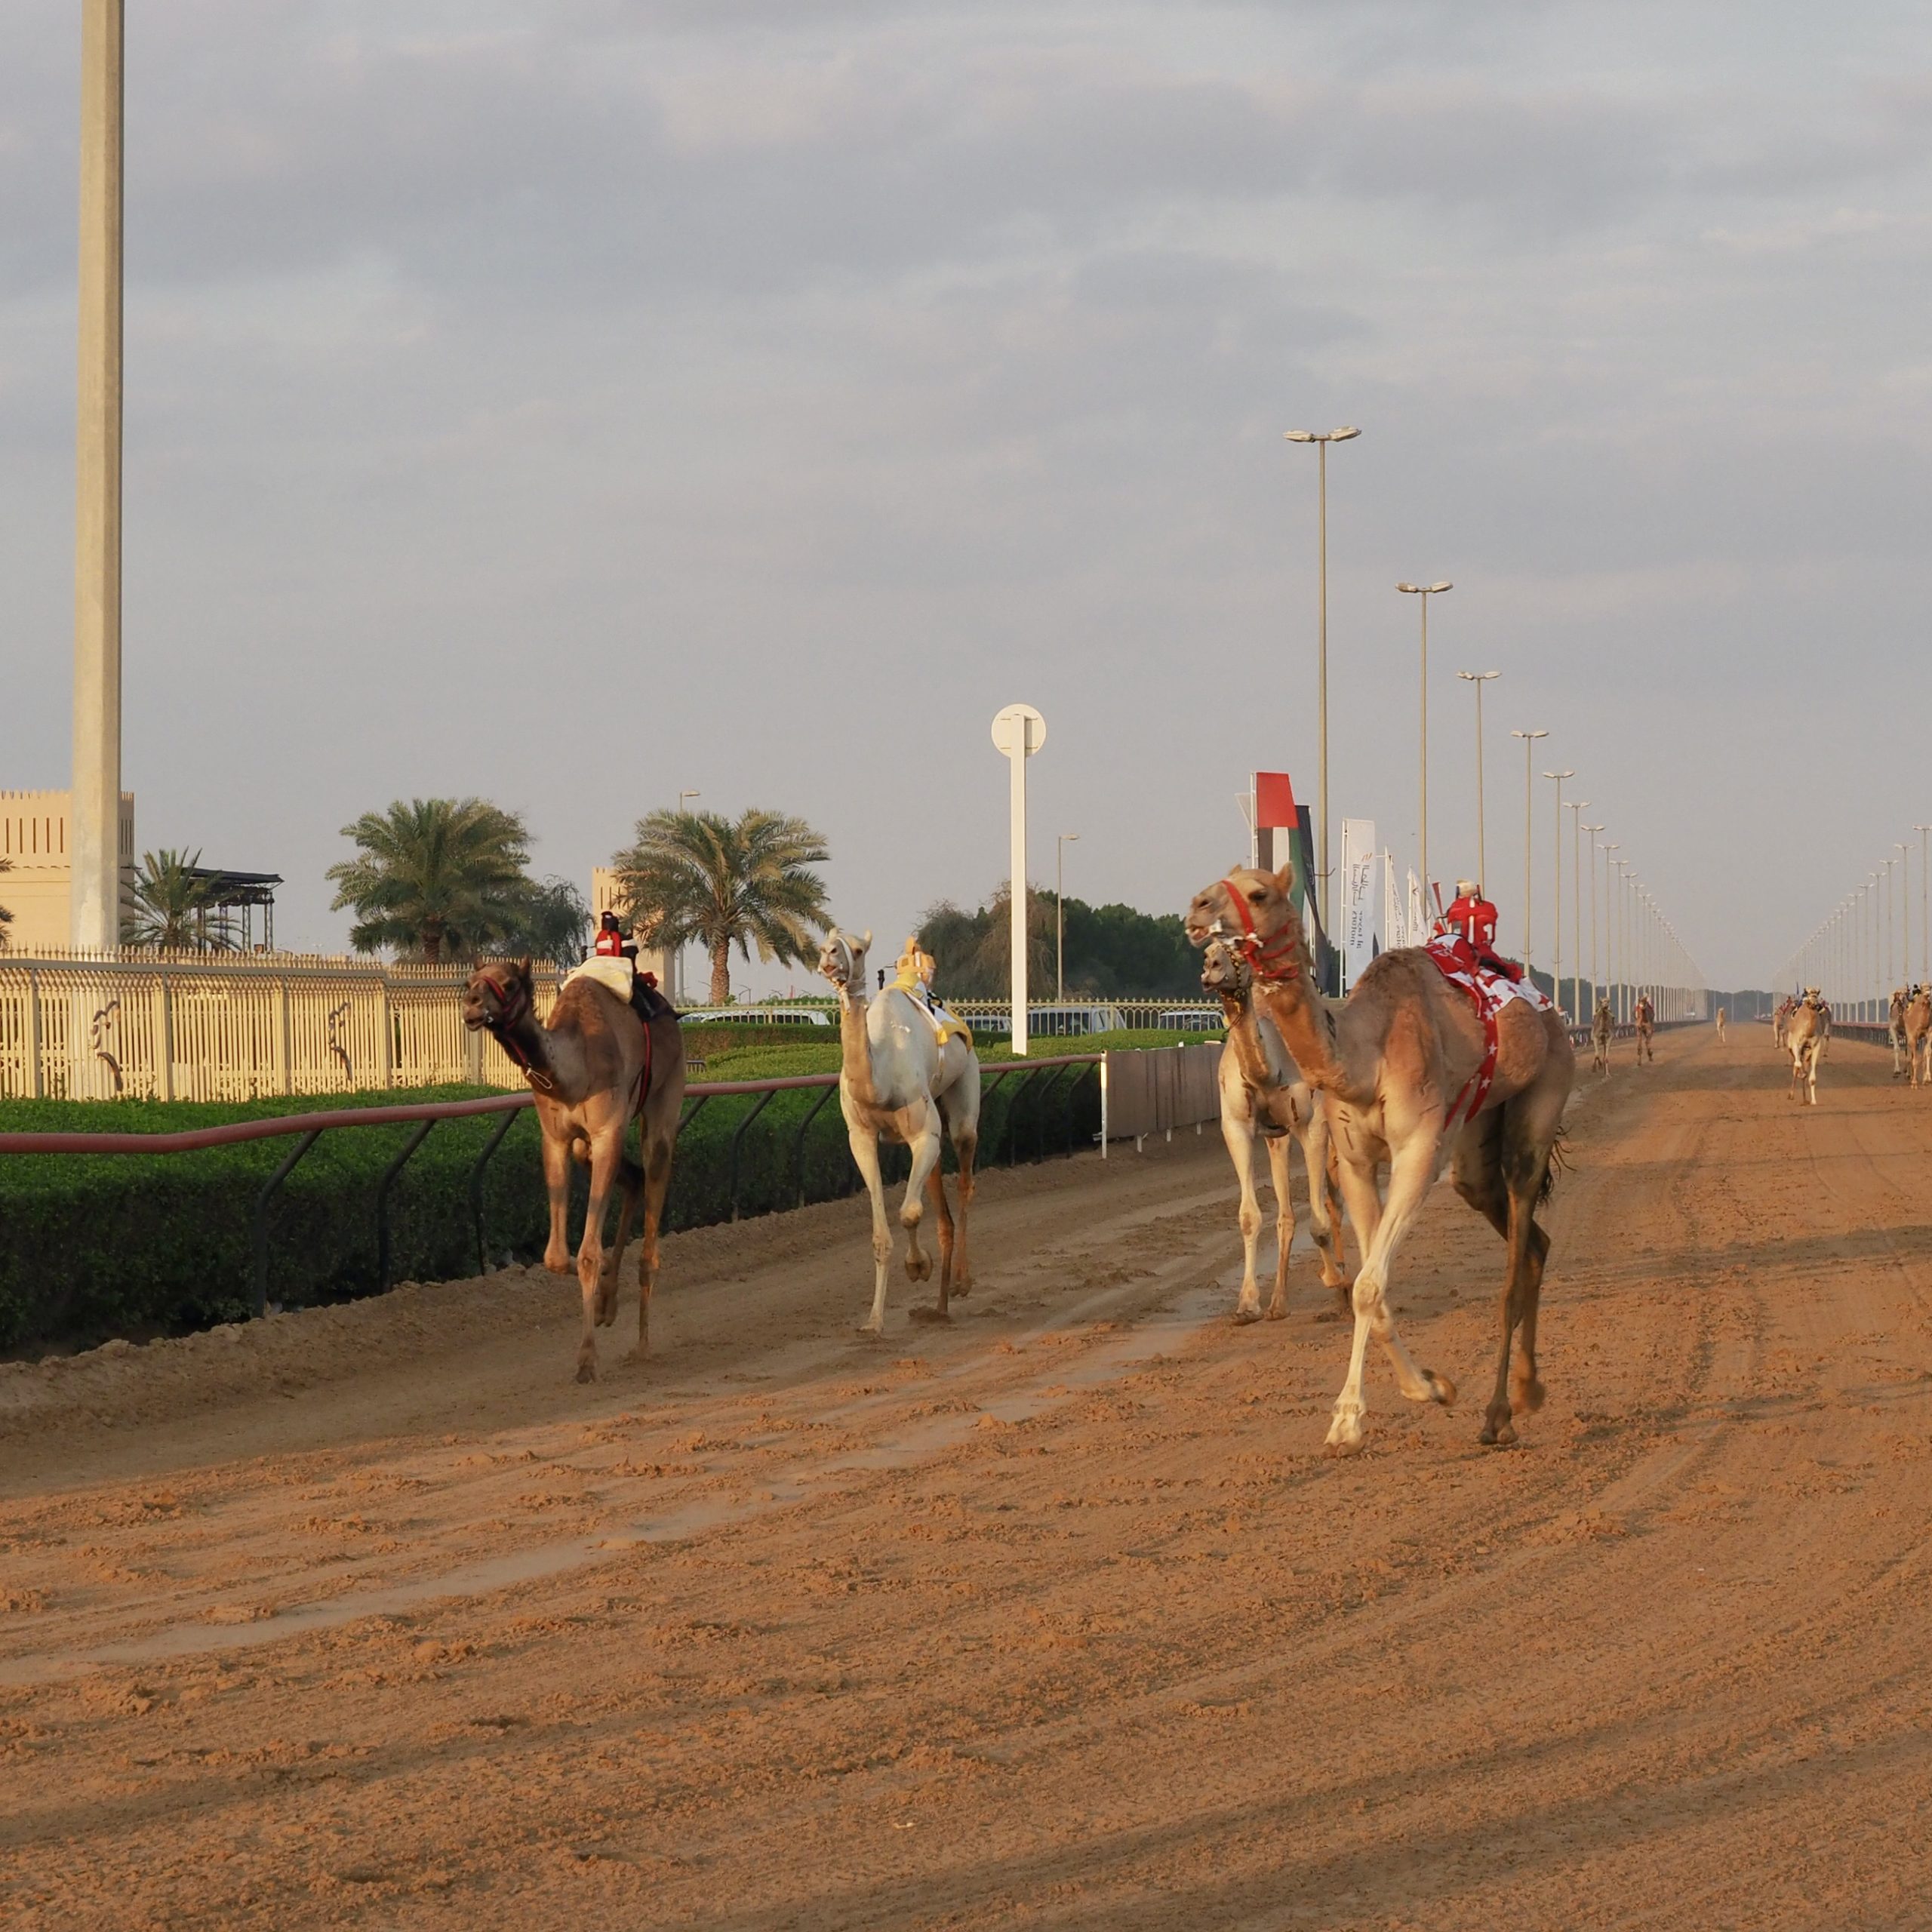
{"left": 7, "top": 1023, "right": 1932, "bottom": 1930}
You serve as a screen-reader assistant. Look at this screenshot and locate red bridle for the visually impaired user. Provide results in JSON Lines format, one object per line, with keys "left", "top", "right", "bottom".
{"left": 1219, "top": 877, "right": 1301, "bottom": 982}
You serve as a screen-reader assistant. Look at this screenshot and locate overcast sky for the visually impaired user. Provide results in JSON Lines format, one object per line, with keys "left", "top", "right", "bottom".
{"left": 5, "top": 1, "right": 1931, "bottom": 994}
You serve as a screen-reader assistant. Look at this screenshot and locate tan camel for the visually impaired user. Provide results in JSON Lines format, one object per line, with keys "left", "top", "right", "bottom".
{"left": 1785, "top": 987, "right": 1826, "bottom": 1106}
{"left": 1715, "top": 1006, "right": 1727, "bottom": 1044}
{"left": 1186, "top": 863, "right": 1574, "bottom": 1452}
{"left": 1200, "top": 938, "right": 1348, "bottom": 1321}
{"left": 463, "top": 960, "right": 685, "bottom": 1381}
{"left": 1772, "top": 998, "right": 1793, "bottom": 1051}
{"left": 1890, "top": 987, "right": 1910, "bottom": 1078}
{"left": 1633, "top": 995, "right": 1655, "bottom": 1065}
{"left": 1591, "top": 997, "right": 1614, "bottom": 1075}
{"left": 817, "top": 929, "right": 980, "bottom": 1332}
{"left": 1905, "top": 986, "right": 1932, "bottom": 1088}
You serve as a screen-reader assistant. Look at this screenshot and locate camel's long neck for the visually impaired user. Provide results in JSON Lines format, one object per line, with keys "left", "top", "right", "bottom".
{"left": 1220, "top": 989, "right": 1278, "bottom": 1089}
{"left": 495, "top": 1007, "right": 581, "bottom": 1102}
{"left": 836, "top": 981, "right": 884, "bottom": 1108}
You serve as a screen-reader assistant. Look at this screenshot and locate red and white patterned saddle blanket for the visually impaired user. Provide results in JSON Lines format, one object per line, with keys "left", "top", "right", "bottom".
{"left": 1422, "top": 937, "right": 1552, "bottom": 1126}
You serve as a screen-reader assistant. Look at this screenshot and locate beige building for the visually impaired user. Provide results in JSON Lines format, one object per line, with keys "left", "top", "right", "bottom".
{"left": 590, "top": 866, "right": 681, "bottom": 1001}
{"left": 0, "top": 790, "right": 135, "bottom": 952}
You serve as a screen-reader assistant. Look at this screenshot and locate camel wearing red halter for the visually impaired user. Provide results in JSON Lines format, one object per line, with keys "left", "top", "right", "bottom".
{"left": 462, "top": 961, "right": 685, "bottom": 1381}
{"left": 1186, "top": 862, "right": 1574, "bottom": 1452}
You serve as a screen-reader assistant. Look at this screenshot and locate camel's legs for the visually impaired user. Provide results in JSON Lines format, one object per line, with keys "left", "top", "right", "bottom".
{"left": 540, "top": 1129, "right": 573, "bottom": 1275}
{"left": 1219, "top": 1104, "right": 1268, "bottom": 1324}
{"left": 1300, "top": 1105, "right": 1349, "bottom": 1293}
{"left": 1263, "top": 1131, "right": 1297, "bottom": 1321}
{"left": 848, "top": 1127, "right": 893, "bottom": 1334}
{"left": 632, "top": 1131, "right": 675, "bottom": 1356}
{"left": 574, "top": 1132, "right": 623, "bottom": 1383}
{"left": 899, "top": 1121, "right": 946, "bottom": 1298}
{"left": 922, "top": 1162, "right": 958, "bottom": 1313}
{"left": 1325, "top": 1134, "right": 1455, "bottom": 1454}
{"left": 1457, "top": 1108, "right": 1556, "bottom": 1445}
{"left": 949, "top": 1131, "right": 977, "bottom": 1297}
{"left": 597, "top": 1153, "right": 645, "bottom": 1327}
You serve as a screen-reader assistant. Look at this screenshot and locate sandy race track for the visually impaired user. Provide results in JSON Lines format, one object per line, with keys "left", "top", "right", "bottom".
{"left": 7, "top": 1023, "right": 1932, "bottom": 1929}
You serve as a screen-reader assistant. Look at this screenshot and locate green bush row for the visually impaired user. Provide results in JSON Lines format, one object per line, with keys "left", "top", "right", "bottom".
{"left": 0, "top": 1060, "right": 1103, "bottom": 1354}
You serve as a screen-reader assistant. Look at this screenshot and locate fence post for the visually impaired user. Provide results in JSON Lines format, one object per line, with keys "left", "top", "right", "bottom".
{"left": 470, "top": 1106, "right": 521, "bottom": 1274}
{"left": 380, "top": 977, "right": 394, "bottom": 1088}
{"left": 1099, "top": 1051, "right": 1108, "bottom": 1157}
{"left": 275, "top": 978, "right": 291, "bottom": 1094}
{"left": 25, "top": 968, "right": 43, "bottom": 1100}
{"left": 253, "top": 1127, "right": 324, "bottom": 1318}
{"left": 156, "top": 970, "right": 174, "bottom": 1102}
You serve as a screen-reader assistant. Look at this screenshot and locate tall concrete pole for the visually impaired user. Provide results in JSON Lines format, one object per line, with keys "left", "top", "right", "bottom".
{"left": 992, "top": 706, "right": 1046, "bottom": 1057}
{"left": 72, "top": 0, "right": 125, "bottom": 952}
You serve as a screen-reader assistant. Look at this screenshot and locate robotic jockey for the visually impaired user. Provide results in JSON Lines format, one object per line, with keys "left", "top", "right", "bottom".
{"left": 1435, "top": 878, "right": 1519, "bottom": 981}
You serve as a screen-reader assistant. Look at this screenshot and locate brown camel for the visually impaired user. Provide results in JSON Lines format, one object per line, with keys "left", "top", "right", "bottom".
{"left": 1186, "top": 864, "right": 1574, "bottom": 1452}
{"left": 1890, "top": 987, "right": 1910, "bottom": 1078}
{"left": 462, "top": 960, "right": 685, "bottom": 1380}
{"left": 1772, "top": 997, "right": 1793, "bottom": 1051}
{"left": 1591, "top": 997, "right": 1614, "bottom": 1075}
{"left": 1633, "top": 995, "right": 1655, "bottom": 1065}
{"left": 1200, "top": 938, "right": 1348, "bottom": 1321}
{"left": 1905, "top": 986, "right": 1932, "bottom": 1089}
{"left": 1785, "top": 987, "right": 1826, "bottom": 1106}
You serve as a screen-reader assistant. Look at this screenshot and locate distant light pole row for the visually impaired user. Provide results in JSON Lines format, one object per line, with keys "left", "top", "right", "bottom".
{"left": 1783, "top": 825, "right": 1932, "bottom": 1018}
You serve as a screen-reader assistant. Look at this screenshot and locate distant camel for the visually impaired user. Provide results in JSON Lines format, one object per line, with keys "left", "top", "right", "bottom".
{"left": 1633, "top": 995, "right": 1655, "bottom": 1066}
{"left": 1715, "top": 1006, "right": 1727, "bottom": 1044}
{"left": 463, "top": 959, "right": 685, "bottom": 1381}
{"left": 1772, "top": 998, "right": 1794, "bottom": 1051}
{"left": 1591, "top": 998, "right": 1614, "bottom": 1076}
{"left": 1890, "top": 987, "right": 1910, "bottom": 1078}
{"left": 1200, "top": 938, "right": 1347, "bottom": 1321}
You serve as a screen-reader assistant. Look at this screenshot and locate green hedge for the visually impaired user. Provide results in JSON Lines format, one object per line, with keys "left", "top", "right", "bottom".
{"left": 0, "top": 1057, "right": 1103, "bottom": 1354}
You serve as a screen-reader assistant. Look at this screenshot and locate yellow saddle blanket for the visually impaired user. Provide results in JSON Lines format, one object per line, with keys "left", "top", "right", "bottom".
{"left": 889, "top": 968, "right": 972, "bottom": 1050}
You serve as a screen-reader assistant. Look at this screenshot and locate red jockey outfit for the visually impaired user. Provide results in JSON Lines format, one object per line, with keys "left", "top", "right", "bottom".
{"left": 1433, "top": 881, "right": 1521, "bottom": 983}
{"left": 594, "top": 913, "right": 626, "bottom": 958}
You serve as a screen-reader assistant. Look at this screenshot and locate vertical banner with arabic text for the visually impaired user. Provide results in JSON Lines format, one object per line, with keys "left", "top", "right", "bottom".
{"left": 1340, "top": 819, "right": 1377, "bottom": 990}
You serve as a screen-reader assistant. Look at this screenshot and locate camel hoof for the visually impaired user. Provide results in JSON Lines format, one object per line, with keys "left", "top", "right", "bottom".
{"left": 1324, "top": 1435, "right": 1365, "bottom": 1459}
{"left": 903, "top": 1253, "right": 933, "bottom": 1284}
{"left": 1231, "top": 1305, "right": 1263, "bottom": 1327}
{"left": 857, "top": 1321, "right": 884, "bottom": 1338}
{"left": 1512, "top": 1377, "right": 1546, "bottom": 1415}
{"left": 544, "top": 1256, "right": 574, "bottom": 1276}
{"left": 952, "top": 1277, "right": 972, "bottom": 1299}
{"left": 1424, "top": 1370, "right": 1457, "bottom": 1407}
{"left": 576, "top": 1358, "right": 597, "bottom": 1385}
{"left": 1266, "top": 1302, "right": 1287, "bottom": 1323}
{"left": 1480, "top": 1416, "right": 1517, "bottom": 1447}
{"left": 909, "top": 1305, "right": 952, "bottom": 1324}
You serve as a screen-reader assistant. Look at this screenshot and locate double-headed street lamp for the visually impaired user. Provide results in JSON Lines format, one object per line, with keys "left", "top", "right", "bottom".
{"left": 1546, "top": 770, "right": 1574, "bottom": 1014}
{"left": 1396, "top": 580, "right": 1451, "bottom": 894}
{"left": 1566, "top": 798, "right": 1588, "bottom": 1018}
{"left": 1458, "top": 671, "right": 1501, "bottom": 890}
{"left": 1509, "top": 729, "right": 1547, "bottom": 964}
{"left": 1285, "top": 425, "right": 1360, "bottom": 941}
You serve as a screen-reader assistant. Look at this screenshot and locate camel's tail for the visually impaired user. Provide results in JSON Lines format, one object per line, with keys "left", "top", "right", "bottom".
{"left": 1539, "top": 1128, "right": 1569, "bottom": 1208}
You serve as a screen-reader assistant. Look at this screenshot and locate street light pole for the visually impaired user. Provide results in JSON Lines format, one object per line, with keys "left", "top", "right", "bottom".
{"left": 1396, "top": 580, "right": 1451, "bottom": 895}
{"left": 1509, "top": 729, "right": 1547, "bottom": 965}
{"left": 1546, "top": 770, "right": 1574, "bottom": 1014}
{"left": 1285, "top": 426, "right": 1360, "bottom": 943}
{"left": 1567, "top": 799, "right": 1588, "bottom": 1020}
{"left": 1056, "top": 832, "right": 1078, "bottom": 1002}
{"left": 1601, "top": 843, "right": 1621, "bottom": 1019}
{"left": 1458, "top": 671, "right": 1501, "bottom": 890}
{"left": 1918, "top": 827, "right": 1932, "bottom": 986}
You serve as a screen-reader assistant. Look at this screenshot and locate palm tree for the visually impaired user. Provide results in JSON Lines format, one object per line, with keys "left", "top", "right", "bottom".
{"left": 502, "top": 876, "right": 592, "bottom": 966}
{"left": 122, "top": 849, "right": 237, "bottom": 952}
{"left": 328, "top": 798, "right": 532, "bottom": 962}
{"left": 613, "top": 807, "right": 830, "bottom": 1004}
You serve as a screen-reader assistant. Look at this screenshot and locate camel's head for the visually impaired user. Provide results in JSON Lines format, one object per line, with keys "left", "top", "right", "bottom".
{"left": 1198, "top": 937, "right": 1252, "bottom": 999}
{"left": 463, "top": 958, "right": 533, "bottom": 1032}
{"left": 1184, "top": 863, "right": 1299, "bottom": 952}
{"left": 817, "top": 927, "right": 872, "bottom": 993}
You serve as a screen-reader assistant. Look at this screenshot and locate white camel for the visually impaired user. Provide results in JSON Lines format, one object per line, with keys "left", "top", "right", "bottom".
{"left": 818, "top": 928, "right": 982, "bottom": 1332}
{"left": 1201, "top": 939, "right": 1349, "bottom": 1321}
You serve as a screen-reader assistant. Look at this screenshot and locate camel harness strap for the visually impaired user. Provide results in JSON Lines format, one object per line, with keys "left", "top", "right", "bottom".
{"left": 1220, "top": 877, "right": 1301, "bottom": 983}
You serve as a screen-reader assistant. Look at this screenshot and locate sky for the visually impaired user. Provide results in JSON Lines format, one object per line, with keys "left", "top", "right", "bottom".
{"left": 5, "top": 0, "right": 1932, "bottom": 996}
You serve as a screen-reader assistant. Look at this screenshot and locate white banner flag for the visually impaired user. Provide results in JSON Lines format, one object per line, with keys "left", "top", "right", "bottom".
{"left": 1383, "top": 850, "right": 1403, "bottom": 951}
{"left": 1340, "top": 819, "right": 1377, "bottom": 989}
{"left": 1408, "top": 869, "right": 1428, "bottom": 949}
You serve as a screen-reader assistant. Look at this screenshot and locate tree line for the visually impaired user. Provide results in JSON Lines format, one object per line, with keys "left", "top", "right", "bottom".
{"left": 75, "top": 795, "right": 1196, "bottom": 1006}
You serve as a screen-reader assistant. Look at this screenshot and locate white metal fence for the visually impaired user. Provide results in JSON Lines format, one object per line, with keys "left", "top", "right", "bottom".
{"left": 0, "top": 952, "right": 563, "bottom": 1102}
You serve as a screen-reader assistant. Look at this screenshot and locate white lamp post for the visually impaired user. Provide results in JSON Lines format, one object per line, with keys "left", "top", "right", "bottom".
{"left": 1509, "top": 728, "right": 1546, "bottom": 965}
{"left": 992, "top": 704, "right": 1047, "bottom": 1055}
{"left": 1459, "top": 672, "right": 1501, "bottom": 890}
{"left": 1396, "top": 580, "right": 1451, "bottom": 895}
{"left": 1284, "top": 425, "right": 1360, "bottom": 938}
{"left": 1056, "top": 832, "right": 1078, "bottom": 1002}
